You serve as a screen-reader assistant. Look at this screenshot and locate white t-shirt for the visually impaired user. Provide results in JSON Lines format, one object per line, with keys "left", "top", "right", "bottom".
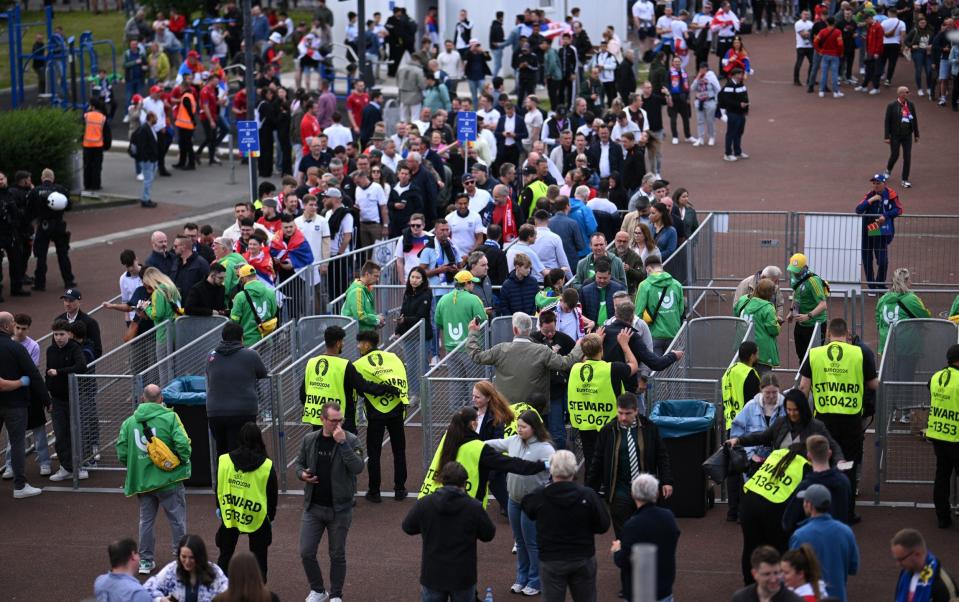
{"left": 324, "top": 209, "right": 353, "bottom": 255}
{"left": 437, "top": 50, "right": 463, "bottom": 79}
{"left": 446, "top": 210, "right": 485, "bottom": 260}
{"left": 670, "top": 19, "right": 689, "bottom": 43}
{"left": 323, "top": 123, "right": 354, "bottom": 149}
{"left": 355, "top": 182, "right": 387, "bottom": 223}
{"left": 476, "top": 108, "right": 500, "bottom": 130}
{"left": 467, "top": 188, "right": 492, "bottom": 215}
{"left": 588, "top": 197, "right": 619, "bottom": 214}
{"left": 656, "top": 15, "right": 674, "bottom": 38}
{"left": 119, "top": 271, "right": 143, "bottom": 322}
{"left": 612, "top": 120, "right": 641, "bottom": 143}
{"left": 633, "top": 0, "right": 655, "bottom": 24}
{"left": 524, "top": 110, "right": 544, "bottom": 147}
{"left": 692, "top": 13, "right": 714, "bottom": 41}
{"left": 881, "top": 18, "right": 905, "bottom": 44}
{"left": 795, "top": 20, "right": 813, "bottom": 48}
{"left": 393, "top": 233, "right": 431, "bottom": 280}
{"left": 295, "top": 213, "right": 332, "bottom": 280}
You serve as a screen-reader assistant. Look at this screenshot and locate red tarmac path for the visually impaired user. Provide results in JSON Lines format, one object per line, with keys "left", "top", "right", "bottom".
{"left": 1, "top": 27, "right": 958, "bottom": 601}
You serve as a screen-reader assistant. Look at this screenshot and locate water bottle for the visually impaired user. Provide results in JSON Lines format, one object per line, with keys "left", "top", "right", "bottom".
{"left": 484, "top": 586, "right": 494, "bottom": 602}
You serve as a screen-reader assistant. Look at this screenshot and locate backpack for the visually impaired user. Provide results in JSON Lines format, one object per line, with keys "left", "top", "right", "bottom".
{"left": 140, "top": 421, "right": 181, "bottom": 471}
{"left": 794, "top": 271, "right": 831, "bottom": 296}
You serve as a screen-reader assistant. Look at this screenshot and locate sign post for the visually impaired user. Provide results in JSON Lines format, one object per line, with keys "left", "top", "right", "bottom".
{"left": 237, "top": 120, "right": 260, "bottom": 205}
{"left": 456, "top": 111, "right": 477, "bottom": 175}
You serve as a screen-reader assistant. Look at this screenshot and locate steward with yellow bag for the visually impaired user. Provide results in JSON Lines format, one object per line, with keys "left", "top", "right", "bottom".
{"left": 215, "top": 422, "right": 277, "bottom": 579}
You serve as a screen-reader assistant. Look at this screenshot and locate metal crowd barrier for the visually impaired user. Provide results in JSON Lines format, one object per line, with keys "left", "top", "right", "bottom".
{"left": 35, "top": 294, "right": 122, "bottom": 372}
{"left": 875, "top": 319, "right": 959, "bottom": 504}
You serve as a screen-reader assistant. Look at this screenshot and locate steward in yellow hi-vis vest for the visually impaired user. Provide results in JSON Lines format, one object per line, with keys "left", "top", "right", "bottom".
{"left": 722, "top": 342, "right": 761, "bottom": 431}
{"left": 299, "top": 325, "right": 400, "bottom": 434}
{"left": 742, "top": 448, "right": 809, "bottom": 503}
{"left": 927, "top": 345, "right": 959, "bottom": 527}
{"left": 214, "top": 424, "right": 277, "bottom": 577}
{"left": 354, "top": 330, "right": 410, "bottom": 501}
{"left": 418, "top": 407, "right": 547, "bottom": 508}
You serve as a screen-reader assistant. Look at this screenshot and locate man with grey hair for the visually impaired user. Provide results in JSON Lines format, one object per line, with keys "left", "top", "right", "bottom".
{"left": 523, "top": 449, "right": 610, "bottom": 602}
{"left": 611, "top": 473, "right": 680, "bottom": 602}
{"left": 603, "top": 293, "right": 680, "bottom": 397}
{"left": 467, "top": 312, "right": 583, "bottom": 405}
{"left": 735, "top": 265, "right": 786, "bottom": 322}
{"left": 406, "top": 150, "right": 439, "bottom": 226}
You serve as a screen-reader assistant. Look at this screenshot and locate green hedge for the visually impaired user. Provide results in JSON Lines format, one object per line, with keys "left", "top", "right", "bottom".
{"left": 0, "top": 108, "right": 81, "bottom": 189}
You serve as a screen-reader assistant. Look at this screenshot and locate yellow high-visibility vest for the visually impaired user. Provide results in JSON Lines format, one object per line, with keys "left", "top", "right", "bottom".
{"left": 303, "top": 355, "right": 349, "bottom": 425}
{"left": 809, "top": 342, "right": 865, "bottom": 415}
{"left": 418, "top": 436, "right": 487, "bottom": 506}
{"left": 742, "top": 448, "right": 808, "bottom": 504}
{"left": 927, "top": 366, "right": 959, "bottom": 443}
{"left": 216, "top": 454, "right": 271, "bottom": 532}
{"left": 567, "top": 360, "right": 617, "bottom": 432}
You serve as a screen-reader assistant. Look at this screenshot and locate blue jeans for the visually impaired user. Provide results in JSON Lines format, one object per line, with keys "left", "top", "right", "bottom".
{"left": 820, "top": 55, "right": 840, "bottom": 93}
{"left": 549, "top": 394, "right": 567, "bottom": 449}
{"left": 3, "top": 425, "right": 51, "bottom": 474}
{"left": 421, "top": 585, "right": 475, "bottom": 602}
{"left": 468, "top": 79, "right": 484, "bottom": 107}
{"left": 912, "top": 50, "right": 932, "bottom": 91}
{"left": 492, "top": 47, "right": 504, "bottom": 79}
{"left": 508, "top": 498, "right": 541, "bottom": 590}
{"left": 807, "top": 52, "right": 823, "bottom": 90}
{"left": 138, "top": 161, "right": 156, "bottom": 203}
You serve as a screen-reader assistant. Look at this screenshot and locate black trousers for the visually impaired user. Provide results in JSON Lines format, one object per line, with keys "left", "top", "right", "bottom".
{"left": 82, "top": 146, "right": 103, "bottom": 190}
{"left": 886, "top": 135, "right": 913, "bottom": 181}
{"left": 258, "top": 128, "right": 275, "bottom": 177}
{"left": 366, "top": 413, "right": 407, "bottom": 493}
{"left": 794, "top": 48, "right": 813, "bottom": 84}
{"left": 841, "top": 44, "right": 856, "bottom": 80}
{"left": 546, "top": 79, "right": 564, "bottom": 110}
{"left": 739, "top": 492, "right": 788, "bottom": 584}
{"left": 388, "top": 44, "right": 404, "bottom": 76}
{"left": 158, "top": 129, "right": 172, "bottom": 173}
{"left": 199, "top": 119, "right": 225, "bottom": 163}
{"left": 216, "top": 520, "right": 272, "bottom": 580}
{"left": 610, "top": 493, "right": 636, "bottom": 538}
{"left": 516, "top": 79, "right": 537, "bottom": 106}
{"left": 33, "top": 221, "right": 74, "bottom": 288}
{"left": 932, "top": 440, "right": 959, "bottom": 522}
{"left": 818, "top": 412, "right": 863, "bottom": 514}
{"left": 578, "top": 429, "right": 599, "bottom": 482}
{"left": 175, "top": 127, "right": 196, "bottom": 168}
{"left": 602, "top": 81, "right": 618, "bottom": 107}
{"left": 209, "top": 414, "right": 258, "bottom": 460}
{"left": 880, "top": 44, "right": 900, "bottom": 82}
{"left": 794, "top": 321, "right": 821, "bottom": 362}
{"left": 668, "top": 95, "right": 691, "bottom": 139}
{"left": 560, "top": 77, "right": 575, "bottom": 110}
{"left": 0, "top": 240, "right": 27, "bottom": 295}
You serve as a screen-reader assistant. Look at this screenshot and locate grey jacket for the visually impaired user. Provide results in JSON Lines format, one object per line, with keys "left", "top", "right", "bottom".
{"left": 295, "top": 429, "right": 365, "bottom": 512}
{"left": 484, "top": 436, "right": 555, "bottom": 502}
{"left": 467, "top": 329, "right": 583, "bottom": 404}
{"left": 205, "top": 341, "right": 269, "bottom": 417}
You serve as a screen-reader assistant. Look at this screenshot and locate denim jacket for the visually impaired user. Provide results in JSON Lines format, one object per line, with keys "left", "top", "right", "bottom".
{"left": 730, "top": 393, "right": 785, "bottom": 460}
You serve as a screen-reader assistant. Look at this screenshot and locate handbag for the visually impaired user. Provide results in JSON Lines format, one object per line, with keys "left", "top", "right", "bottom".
{"left": 242, "top": 288, "right": 278, "bottom": 336}
{"left": 702, "top": 443, "right": 749, "bottom": 483}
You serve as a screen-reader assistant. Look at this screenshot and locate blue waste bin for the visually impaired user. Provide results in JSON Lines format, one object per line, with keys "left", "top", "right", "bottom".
{"left": 650, "top": 399, "right": 717, "bottom": 518}
{"left": 162, "top": 376, "right": 211, "bottom": 487}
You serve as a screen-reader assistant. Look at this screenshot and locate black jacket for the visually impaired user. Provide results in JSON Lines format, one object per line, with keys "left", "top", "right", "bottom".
{"left": 781, "top": 467, "right": 853, "bottom": 533}
{"left": 131, "top": 123, "right": 160, "bottom": 162}
{"left": 884, "top": 98, "right": 919, "bottom": 140}
{"left": 512, "top": 49, "right": 540, "bottom": 84}
{"left": 587, "top": 140, "right": 624, "bottom": 177}
{"left": 616, "top": 58, "right": 638, "bottom": 102}
{"left": 614, "top": 503, "right": 680, "bottom": 601}
{"left": 0, "top": 332, "right": 48, "bottom": 409}
{"left": 145, "top": 249, "right": 176, "bottom": 277}
{"left": 623, "top": 147, "right": 646, "bottom": 192}
{"left": 54, "top": 311, "right": 102, "bottom": 359}
{"left": 184, "top": 278, "right": 226, "bottom": 316}
{"left": 601, "top": 319, "right": 679, "bottom": 390}
{"left": 402, "top": 485, "right": 496, "bottom": 591}
{"left": 388, "top": 187, "right": 425, "bottom": 239}
{"left": 588, "top": 415, "right": 674, "bottom": 503}
{"left": 478, "top": 243, "right": 509, "bottom": 286}
{"left": 45, "top": 339, "right": 87, "bottom": 401}
{"left": 171, "top": 252, "right": 211, "bottom": 301}
{"left": 530, "top": 329, "right": 577, "bottom": 399}
{"left": 738, "top": 418, "right": 845, "bottom": 462}
{"left": 218, "top": 448, "right": 278, "bottom": 522}
{"left": 718, "top": 79, "right": 750, "bottom": 115}
{"left": 489, "top": 19, "right": 505, "bottom": 49}
{"left": 396, "top": 286, "right": 433, "bottom": 341}
{"left": 522, "top": 480, "right": 610, "bottom": 561}
{"left": 26, "top": 181, "right": 71, "bottom": 224}
{"left": 359, "top": 102, "right": 382, "bottom": 147}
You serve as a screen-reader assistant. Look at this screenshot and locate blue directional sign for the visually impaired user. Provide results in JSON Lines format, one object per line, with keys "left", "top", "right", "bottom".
{"left": 237, "top": 120, "right": 260, "bottom": 157}
{"left": 456, "top": 111, "right": 477, "bottom": 143}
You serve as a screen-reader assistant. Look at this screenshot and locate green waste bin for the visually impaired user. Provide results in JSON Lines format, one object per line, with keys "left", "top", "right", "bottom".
{"left": 162, "top": 376, "right": 211, "bottom": 487}
{"left": 650, "top": 399, "right": 717, "bottom": 518}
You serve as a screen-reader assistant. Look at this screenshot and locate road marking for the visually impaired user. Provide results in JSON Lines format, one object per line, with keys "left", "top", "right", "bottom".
{"left": 67, "top": 207, "right": 233, "bottom": 252}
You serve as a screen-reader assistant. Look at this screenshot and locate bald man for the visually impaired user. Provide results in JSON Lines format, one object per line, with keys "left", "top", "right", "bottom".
{"left": 0, "top": 311, "right": 49, "bottom": 498}
{"left": 116, "top": 382, "right": 192, "bottom": 574}
{"left": 144, "top": 231, "right": 175, "bottom": 276}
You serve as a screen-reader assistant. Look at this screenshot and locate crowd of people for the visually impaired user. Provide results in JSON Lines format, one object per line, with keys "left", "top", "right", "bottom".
{"left": 3, "top": 2, "right": 959, "bottom": 602}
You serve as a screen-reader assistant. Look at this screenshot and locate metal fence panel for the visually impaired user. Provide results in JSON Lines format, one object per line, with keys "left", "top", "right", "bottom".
{"left": 706, "top": 212, "right": 791, "bottom": 285}
{"left": 876, "top": 319, "right": 959, "bottom": 492}
{"left": 488, "top": 315, "right": 539, "bottom": 347}
{"left": 319, "top": 237, "right": 401, "bottom": 314}
{"left": 69, "top": 373, "right": 137, "bottom": 478}
{"left": 296, "top": 316, "right": 356, "bottom": 356}
{"left": 172, "top": 315, "right": 229, "bottom": 351}
{"left": 135, "top": 321, "right": 227, "bottom": 393}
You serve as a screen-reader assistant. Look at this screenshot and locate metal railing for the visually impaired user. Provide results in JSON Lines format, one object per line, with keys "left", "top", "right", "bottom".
{"left": 875, "top": 319, "right": 959, "bottom": 504}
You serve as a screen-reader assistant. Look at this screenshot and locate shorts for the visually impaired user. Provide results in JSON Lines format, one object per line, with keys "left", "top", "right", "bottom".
{"left": 938, "top": 60, "right": 951, "bottom": 81}
{"left": 639, "top": 25, "right": 656, "bottom": 40}
{"left": 300, "top": 56, "right": 320, "bottom": 70}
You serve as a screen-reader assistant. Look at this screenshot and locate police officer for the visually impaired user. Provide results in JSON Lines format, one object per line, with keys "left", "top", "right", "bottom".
{"left": 11, "top": 171, "right": 35, "bottom": 290}
{"left": 353, "top": 330, "right": 409, "bottom": 503}
{"left": 82, "top": 98, "right": 111, "bottom": 191}
{"left": 27, "top": 169, "right": 76, "bottom": 292}
{"left": 0, "top": 172, "right": 31, "bottom": 301}
{"left": 722, "top": 341, "right": 761, "bottom": 522}
{"left": 927, "top": 344, "right": 959, "bottom": 529}
{"left": 215, "top": 422, "right": 277, "bottom": 579}
{"left": 799, "top": 318, "right": 878, "bottom": 518}
{"left": 567, "top": 330, "right": 641, "bottom": 479}
{"left": 299, "top": 325, "right": 398, "bottom": 434}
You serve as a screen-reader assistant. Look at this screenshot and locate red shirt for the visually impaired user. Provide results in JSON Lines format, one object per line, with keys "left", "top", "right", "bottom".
{"left": 865, "top": 22, "right": 884, "bottom": 56}
{"left": 345, "top": 92, "right": 369, "bottom": 129}
{"left": 168, "top": 14, "right": 186, "bottom": 34}
{"left": 232, "top": 89, "right": 247, "bottom": 120}
{"left": 199, "top": 85, "right": 219, "bottom": 121}
{"left": 814, "top": 26, "right": 843, "bottom": 57}
{"left": 300, "top": 112, "right": 321, "bottom": 155}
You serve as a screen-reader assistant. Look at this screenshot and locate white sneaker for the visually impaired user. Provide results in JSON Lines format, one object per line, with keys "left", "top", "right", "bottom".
{"left": 49, "top": 467, "right": 72, "bottom": 481}
{"left": 305, "top": 591, "right": 329, "bottom": 602}
{"left": 1, "top": 466, "right": 11, "bottom": 479}
{"left": 330, "top": 598, "right": 343, "bottom": 602}
{"left": 521, "top": 586, "right": 540, "bottom": 596}
{"left": 136, "top": 173, "right": 144, "bottom": 181}
{"left": 707, "top": 137, "right": 715, "bottom": 146}
{"left": 854, "top": 86, "right": 865, "bottom": 92}
{"left": 869, "top": 88, "right": 880, "bottom": 95}
{"left": 512, "top": 542, "right": 517, "bottom": 554}
{"left": 671, "top": 137, "right": 679, "bottom": 145}
{"left": 511, "top": 583, "right": 524, "bottom": 593}
{"left": 14, "top": 483, "right": 42, "bottom": 498}
{"left": 902, "top": 180, "right": 912, "bottom": 188}
{"left": 917, "top": 89, "right": 924, "bottom": 97}
{"left": 692, "top": 138, "right": 703, "bottom": 147}
{"left": 40, "top": 465, "right": 52, "bottom": 476}
{"left": 686, "top": 136, "right": 698, "bottom": 143}
{"left": 78, "top": 469, "right": 89, "bottom": 480}
{"left": 818, "top": 91, "right": 825, "bottom": 98}
{"left": 939, "top": 96, "right": 947, "bottom": 106}
{"left": 738, "top": 153, "right": 750, "bottom": 159}
{"left": 723, "top": 154, "right": 738, "bottom": 162}
{"left": 122, "top": 114, "right": 130, "bottom": 123}
{"left": 833, "top": 91, "right": 844, "bottom": 98}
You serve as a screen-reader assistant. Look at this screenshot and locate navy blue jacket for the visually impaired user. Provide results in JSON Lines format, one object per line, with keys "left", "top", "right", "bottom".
{"left": 580, "top": 280, "right": 626, "bottom": 324}
{"left": 497, "top": 270, "right": 539, "bottom": 316}
{"left": 495, "top": 112, "right": 529, "bottom": 156}
{"left": 548, "top": 213, "right": 587, "bottom": 270}
{"left": 614, "top": 503, "right": 680, "bottom": 601}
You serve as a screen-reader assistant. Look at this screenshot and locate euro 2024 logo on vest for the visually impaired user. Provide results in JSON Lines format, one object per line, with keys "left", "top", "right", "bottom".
{"left": 939, "top": 369, "right": 952, "bottom": 388}
{"left": 883, "top": 305, "right": 900, "bottom": 326}
{"left": 826, "top": 343, "right": 844, "bottom": 363}
{"left": 314, "top": 357, "right": 329, "bottom": 376}
{"left": 579, "top": 363, "right": 594, "bottom": 383}
{"left": 367, "top": 352, "right": 383, "bottom": 367}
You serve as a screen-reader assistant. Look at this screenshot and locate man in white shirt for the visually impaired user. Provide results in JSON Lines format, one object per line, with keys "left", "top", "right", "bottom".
{"left": 462, "top": 174, "right": 492, "bottom": 217}
{"left": 294, "top": 195, "right": 331, "bottom": 285}
{"left": 389, "top": 121, "right": 410, "bottom": 151}
{"left": 476, "top": 116, "right": 498, "bottom": 164}
{"left": 380, "top": 140, "right": 400, "bottom": 172}
{"left": 530, "top": 210, "right": 572, "bottom": 277}
{"left": 879, "top": 7, "right": 906, "bottom": 86}
{"left": 223, "top": 201, "right": 271, "bottom": 241}
{"left": 612, "top": 110, "right": 641, "bottom": 143}
{"left": 656, "top": 7, "right": 676, "bottom": 51}
{"left": 633, "top": 0, "right": 657, "bottom": 53}
{"left": 445, "top": 193, "right": 485, "bottom": 261}
{"left": 141, "top": 85, "right": 171, "bottom": 176}
{"left": 323, "top": 111, "right": 354, "bottom": 149}
{"left": 437, "top": 39, "right": 463, "bottom": 94}
{"left": 711, "top": 1, "right": 740, "bottom": 60}
{"left": 794, "top": 10, "right": 814, "bottom": 86}
{"left": 588, "top": 195, "right": 619, "bottom": 215}
{"left": 691, "top": 3, "right": 714, "bottom": 55}
{"left": 411, "top": 107, "right": 432, "bottom": 137}
{"left": 475, "top": 93, "right": 500, "bottom": 132}
{"left": 353, "top": 170, "right": 388, "bottom": 248}
{"left": 323, "top": 188, "right": 353, "bottom": 256}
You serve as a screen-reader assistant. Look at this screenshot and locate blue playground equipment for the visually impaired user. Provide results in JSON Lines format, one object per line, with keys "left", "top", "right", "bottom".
{"left": 2, "top": 4, "right": 117, "bottom": 110}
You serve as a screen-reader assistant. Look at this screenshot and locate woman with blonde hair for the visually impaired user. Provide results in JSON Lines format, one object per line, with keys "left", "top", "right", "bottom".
{"left": 139, "top": 266, "right": 181, "bottom": 343}
{"left": 875, "top": 267, "right": 931, "bottom": 353}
